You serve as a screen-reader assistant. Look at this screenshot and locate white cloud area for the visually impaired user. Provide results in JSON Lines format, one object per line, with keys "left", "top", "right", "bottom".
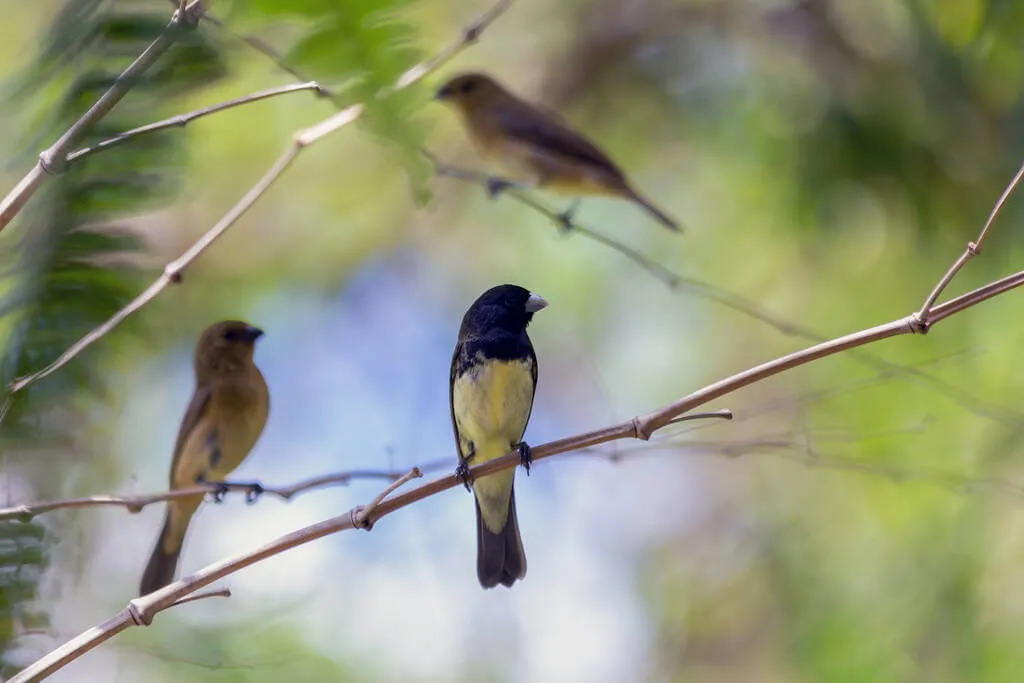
{"left": 32, "top": 261, "right": 709, "bottom": 682}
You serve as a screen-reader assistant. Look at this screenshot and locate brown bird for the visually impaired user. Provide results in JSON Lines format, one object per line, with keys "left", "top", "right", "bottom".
{"left": 139, "top": 320, "right": 269, "bottom": 595}
{"left": 435, "top": 72, "right": 681, "bottom": 232}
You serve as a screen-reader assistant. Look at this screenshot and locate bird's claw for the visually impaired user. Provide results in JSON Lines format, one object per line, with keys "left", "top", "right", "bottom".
{"left": 556, "top": 200, "right": 581, "bottom": 234}
{"left": 245, "top": 483, "right": 264, "bottom": 504}
{"left": 516, "top": 441, "right": 533, "bottom": 475}
{"left": 210, "top": 483, "right": 229, "bottom": 504}
{"left": 486, "top": 178, "right": 513, "bottom": 199}
{"left": 455, "top": 461, "right": 473, "bottom": 491}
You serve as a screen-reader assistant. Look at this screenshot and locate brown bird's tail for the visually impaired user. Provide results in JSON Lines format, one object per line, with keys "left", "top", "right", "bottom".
{"left": 140, "top": 513, "right": 181, "bottom": 595}
{"left": 623, "top": 185, "right": 682, "bottom": 232}
{"left": 476, "top": 489, "right": 527, "bottom": 589}
{"left": 140, "top": 496, "right": 200, "bottom": 596}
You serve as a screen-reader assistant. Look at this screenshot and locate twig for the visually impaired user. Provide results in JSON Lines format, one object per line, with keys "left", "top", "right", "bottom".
{"left": 167, "top": 587, "right": 230, "bottom": 608}
{"left": 0, "top": 1, "right": 208, "bottom": 235}
{"left": 4, "top": 0, "right": 510, "bottom": 406}
{"left": 351, "top": 468, "right": 423, "bottom": 529}
{"left": 426, "top": 151, "right": 685, "bottom": 287}
{"left": 393, "top": 0, "right": 514, "bottom": 90}
{"left": 0, "top": 461, "right": 451, "bottom": 523}
{"left": 65, "top": 82, "right": 329, "bottom": 165}
{"left": 9, "top": 471, "right": 424, "bottom": 683}
{"left": 916, "top": 160, "right": 1024, "bottom": 322}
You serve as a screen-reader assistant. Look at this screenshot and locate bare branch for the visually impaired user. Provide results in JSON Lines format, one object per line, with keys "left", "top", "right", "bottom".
{"left": 167, "top": 587, "right": 230, "bottom": 608}
{"left": 8, "top": 471, "right": 423, "bottom": 683}
{"left": 394, "top": 0, "right": 514, "bottom": 90}
{"left": 426, "top": 151, "right": 685, "bottom": 288}
{"left": 65, "top": 82, "right": 329, "bottom": 165}
{"left": 0, "top": 460, "right": 451, "bottom": 523}
{"left": 0, "top": 1, "right": 208, "bottom": 235}
{"left": 916, "top": 161, "right": 1024, "bottom": 321}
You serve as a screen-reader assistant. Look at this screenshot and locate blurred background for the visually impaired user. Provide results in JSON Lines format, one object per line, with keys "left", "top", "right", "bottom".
{"left": 2, "top": 0, "right": 1024, "bottom": 681}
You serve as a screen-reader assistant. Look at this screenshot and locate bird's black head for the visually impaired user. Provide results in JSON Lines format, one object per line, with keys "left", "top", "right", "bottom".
{"left": 459, "top": 284, "right": 548, "bottom": 339}
{"left": 435, "top": 72, "right": 504, "bottom": 105}
{"left": 194, "top": 320, "right": 264, "bottom": 378}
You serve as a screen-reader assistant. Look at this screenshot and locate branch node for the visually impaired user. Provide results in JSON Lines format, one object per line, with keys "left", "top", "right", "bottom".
{"left": 37, "top": 152, "right": 65, "bottom": 177}
{"left": 127, "top": 600, "right": 153, "bottom": 627}
{"left": 632, "top": 417, "right": 651, "bottom": 441}
{"left": 172, "top": 1, "right": 204, "bottom": 29}
{"left": 350, "top": 505, "right": 374, "bottom": 531}
{"left": 907, "top": 313, "right": 930, "bottom": 335}
{"left": 967, "top": 241, "right": 980, "bottom": 256}
{"left": 166, "top": 268, "right": 183, "bottom": 285}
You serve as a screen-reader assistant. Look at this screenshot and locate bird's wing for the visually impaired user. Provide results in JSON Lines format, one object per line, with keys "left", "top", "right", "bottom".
{"left": 168, "top": 384, "right": 212, "bottom": 487}
{"left": 449, "top": 340, "right": 468, "bottom": 463}
{"left": 494, "top": 101, "right": 624, "bottom": 178}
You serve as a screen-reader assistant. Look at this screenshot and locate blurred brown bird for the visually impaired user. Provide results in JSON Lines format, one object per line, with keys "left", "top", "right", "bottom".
{"left": 436, "top": 72, "right": 681, "bottom": 232}
{"left": 139, "top": 320, "right": 269, "bottom": 596}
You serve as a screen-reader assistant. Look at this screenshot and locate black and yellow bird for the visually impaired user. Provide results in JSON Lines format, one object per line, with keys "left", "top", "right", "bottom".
{"left": 139, "top": 320, "right": 269, "bottom": 595}
{"left": 450, "top": 284, "right": 548, "bottom": 589}
{"left": 435, "top": 72, "right": 681, "bottom": 232}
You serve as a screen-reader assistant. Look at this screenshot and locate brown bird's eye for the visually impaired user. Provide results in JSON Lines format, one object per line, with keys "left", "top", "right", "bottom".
{"left": 223, "top": 329, "right": 241, "bottom": 342}
{"left": 460, "top": 80, "right": 477, "bottom": 94}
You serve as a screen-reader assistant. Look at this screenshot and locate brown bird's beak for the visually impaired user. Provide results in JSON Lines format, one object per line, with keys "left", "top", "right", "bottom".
{"left": 434, "top": 83, "right": 453, "bottom": 101}
{"left": 243, "top": 325, "right": 265, "bottom": 342}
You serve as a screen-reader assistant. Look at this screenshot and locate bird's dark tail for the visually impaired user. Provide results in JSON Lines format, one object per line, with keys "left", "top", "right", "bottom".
{"left": 624, "top": 185, "right": 682, "bottom": 233}
{"left": 139, "top": 513, "right": 183, "bottom": 596}
{"left": 476, "top": 489, "right": 527, "bottom": 589}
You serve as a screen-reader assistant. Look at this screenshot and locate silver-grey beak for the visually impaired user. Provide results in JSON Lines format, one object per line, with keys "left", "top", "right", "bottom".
{"left": 525, "top": 293, "right": 548, "bottom": 313}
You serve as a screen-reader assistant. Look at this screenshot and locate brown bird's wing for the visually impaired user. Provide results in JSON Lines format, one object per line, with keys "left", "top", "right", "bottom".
{"left": 142, "top": 383, "right": 213, "bottom": 595}
{"left": 493, "top": 102, "right": 625, "bottom": 181}
{"left": 168, "top": 384, "right": 212, "bottom": 487}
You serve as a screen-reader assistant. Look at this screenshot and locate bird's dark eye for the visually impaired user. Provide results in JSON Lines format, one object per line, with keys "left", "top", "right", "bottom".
{"left": 223, "top": 329, "right": 241, "bottom": 342}
{"left": 459, "top": 80, "right": 477, "bottom": 94}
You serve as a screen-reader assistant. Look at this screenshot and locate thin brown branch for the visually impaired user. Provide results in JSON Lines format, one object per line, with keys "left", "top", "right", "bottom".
{"left": 0, "top": 1, "right": 208, "bottom": 235}
{"left": 425, "top": 151, "right": 685, "bottom": 288}
{"left": 8, "top": 471, "right": 423, "bottom": 683}
{"left": 0, "top": 460, "right": 450, "bottom": 523}
{"left": 426, "top": 153, "right": 1020, "bottom": 423}
{"left": 916, "top": 161, "right": 1024, "bottom": 321}
{"left": 183, "top": 7, "right": 316, "bottom": 86}
{"left": 65, "top": 82, "right": 329, "bottom": 165}
{"left": 928, "top": 269, "right": 1024, "bottom": 326}
{"left": 167, "top": 587, "right": 230, "bottom": 608}
{"left": 4, "top": 0, "right": 510, "bottom": 408}
{"left": 394, "top": 0, "right": 514, "bottom": 90}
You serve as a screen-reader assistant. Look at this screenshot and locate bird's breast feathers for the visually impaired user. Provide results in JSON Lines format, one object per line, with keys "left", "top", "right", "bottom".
{"left": 453, "top": 355, "right": 535, "bottom": 463}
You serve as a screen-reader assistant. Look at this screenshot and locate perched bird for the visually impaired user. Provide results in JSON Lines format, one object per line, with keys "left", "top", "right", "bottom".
{"left": 139, "top": 320, "right": 269, "bottom": 595}
{"left": 435, "top": 72, "right": 681, "bottom": 232}
{"left": 450, "top": 284, "right": 548, "bottom": 588}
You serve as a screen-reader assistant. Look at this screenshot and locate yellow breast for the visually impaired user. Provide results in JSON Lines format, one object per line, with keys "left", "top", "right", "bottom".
{"left": 452, "top": 357, "right": 535, "bottom": 464}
